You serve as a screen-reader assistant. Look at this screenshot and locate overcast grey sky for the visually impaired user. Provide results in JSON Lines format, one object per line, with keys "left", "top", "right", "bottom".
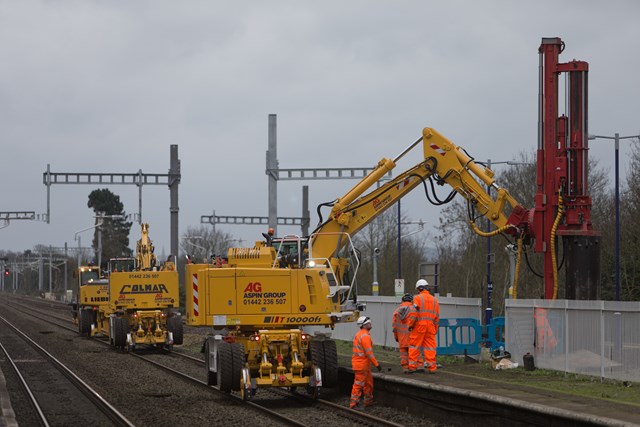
{"left": 1, "top": 1, "right": 639, "bottom": 256}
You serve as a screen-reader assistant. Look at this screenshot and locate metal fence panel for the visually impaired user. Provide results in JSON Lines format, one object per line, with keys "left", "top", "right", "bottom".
{"left": 306, "top": 295, "right": 482, "bottom": 350}
{"left": 506, "top": 299, "right": 640, "bottom": 381}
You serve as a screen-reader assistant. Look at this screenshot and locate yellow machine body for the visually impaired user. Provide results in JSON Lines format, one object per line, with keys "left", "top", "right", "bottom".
{"left": 185, "top": 249, "right": 356, "bottom": 329}
{"left": 78, "top": 266, "right": 108, "bottom": 308}
{"left": 108, "top": 268, "right": 179, "bottom": 311}
{"left": 92, "top": 258, "right": 180, "bottom": 347}
{"left": 84, "top": 223, "right": 183, "bottom": 350}
{"left": 191, "top": 239, "right": 357, "bottom": 398}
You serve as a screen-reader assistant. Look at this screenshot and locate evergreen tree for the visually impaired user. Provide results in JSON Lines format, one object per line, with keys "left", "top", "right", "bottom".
{"left": 87, "top": 189, "right": 133, "bottom": 267}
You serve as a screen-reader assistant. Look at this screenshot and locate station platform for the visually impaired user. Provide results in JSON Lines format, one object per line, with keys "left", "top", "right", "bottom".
{"left": 337, "top": 352, "right": 640, "bottom": 426}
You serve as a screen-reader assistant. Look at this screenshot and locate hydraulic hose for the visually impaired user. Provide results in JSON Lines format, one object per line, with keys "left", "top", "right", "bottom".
{"left": 551, "top": 190, "right": 564, "bottom": 299}
{"left": 469, "top": 221, "right": 514, "bottom": 238}
{"left": 512, "top": 233, "right": 524, "bottom": 299}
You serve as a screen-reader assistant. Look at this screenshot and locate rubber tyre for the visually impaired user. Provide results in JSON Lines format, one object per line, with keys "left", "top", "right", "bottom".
{"left": 205, "top": 339, "right": 217, "bottom": 386}
{"left": 113, "top": 317, "right": 128, "bottom": 348}
{"left": 230, "top": 342, "right": 245, "bottom": 392}
{"left": 321, "top": 340, "right": 339, "bottom": 388}
{"left": 78, "top": 310, "right": 90, "bottom": 335}
{"left": 217, "top": 341, "right": 234, "bottom": 392}
{"left": 168, "top": 316, "right": 183, "bottom": 345}
{"left": 309, "top": 340, "right": 325, "bottom": 370}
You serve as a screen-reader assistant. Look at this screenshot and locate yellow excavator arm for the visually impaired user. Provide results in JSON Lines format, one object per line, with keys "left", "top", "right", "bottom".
{"left": 310, "top": 127, "right": 529, "bottom": 261}
{"left": 135, "top": 223, "right": 158, "bottom": 271}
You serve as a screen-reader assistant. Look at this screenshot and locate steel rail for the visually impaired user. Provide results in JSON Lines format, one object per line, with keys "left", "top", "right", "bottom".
{"left": 0, "top": 340, "right": 48, "bottom": 427}
{"left": 0, "top": 315, "right": 135, "bottom": 427}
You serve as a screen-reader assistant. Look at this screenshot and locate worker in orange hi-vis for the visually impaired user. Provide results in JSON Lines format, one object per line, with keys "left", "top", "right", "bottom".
{"left": 534, "top": 301, "right": 557, "bottom": 355}
{"left": 408, "top": 279, "right": 440, "bottom": 374}
{"left": 349, "top": 316, "right": 382, "bottom": 410}
{"left": 392, "top": 293, "right": 416, "bottom": 373}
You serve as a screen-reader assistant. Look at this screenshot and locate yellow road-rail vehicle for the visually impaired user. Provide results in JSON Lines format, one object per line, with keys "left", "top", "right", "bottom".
{"left": 76, "top": 264, "right": 108, "bottom": 335}
{"left": 187, "top": 128, "right": 532, "bottom": 400}
{"left": 78, "top": 223, "right": 183, "bottom": 351}
{"left": 186, "top": 235, "right": 356, "bottom": 400}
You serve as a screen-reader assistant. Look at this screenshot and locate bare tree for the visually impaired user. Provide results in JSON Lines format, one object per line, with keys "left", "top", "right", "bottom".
{"left": 618, "top": 138, "right": 640, "bottom": 300}
{"left": 353, "top": 208, "right": 429, "bottom": 296}
{"left": 433, "top": 149, "right": 616, "bottom": 310}
{"left": 181, "top": 225, "right": 235, "bottom": 264}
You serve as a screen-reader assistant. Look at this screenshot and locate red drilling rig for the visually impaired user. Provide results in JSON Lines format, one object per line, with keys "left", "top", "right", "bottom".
{"left": 534, "top": 37, "right": 600, "bottom": 300}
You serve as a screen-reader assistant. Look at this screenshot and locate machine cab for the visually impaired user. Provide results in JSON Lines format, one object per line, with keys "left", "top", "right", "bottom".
{"left": 108, "top": 258, "right": 137, "bottom": 273}
{"left": 272, "top": 235, "right": 308, "bottom": 269}
{"left": 77, "top": 266, "right": 109, "bottom": 307}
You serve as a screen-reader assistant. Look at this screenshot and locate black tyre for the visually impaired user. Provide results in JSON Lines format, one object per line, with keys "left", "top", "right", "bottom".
{"left": 205, "top": 339, "right": 217, "bottom": 386}
{"left": 309, "top": 340, "right": 325, "bottom": 370}
{"left": 230, "top": 342, "right": 245, "bottom": 392}
{"left": 321, "top": 339, "right": 339, "bottom": 388}
{"left": 217, "top": 341, "right": 234, "bottom": 392}
{"left": 113, "top": 317, "right": 128, "bottom": 348}
{"left": 78, "top": 310, "right": 91, "bottom": 335}
{"left": 168, "top": 316, "right": 184, "bottom": 345}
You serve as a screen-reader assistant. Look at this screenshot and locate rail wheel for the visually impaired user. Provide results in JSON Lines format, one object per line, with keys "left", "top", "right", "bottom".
{"left": 168, "top": 315, "right": 183, "bottom": 345}
{"left": 306, "top": 385, "right": 319, "bottom": 399}
{"left": 307, "top": 366, "right": 322, "bottom": 399}
{"left": 240, "top": 368, "right": 253, "bottom": 401}
{"left": 205, "top": 339, "right": 217, "bottom": 386}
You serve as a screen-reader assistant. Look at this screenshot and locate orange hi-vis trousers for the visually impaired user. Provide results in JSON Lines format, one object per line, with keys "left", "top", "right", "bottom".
{"left": 349, "top": 368, "right": 374, "bottom": 408}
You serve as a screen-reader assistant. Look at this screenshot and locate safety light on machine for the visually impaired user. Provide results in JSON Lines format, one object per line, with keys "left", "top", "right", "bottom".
{"left": 301, "top": 333, "right": 309, "bottom": 341}
{"left": 250, "top": 333, "right": 260, "bottom": 342}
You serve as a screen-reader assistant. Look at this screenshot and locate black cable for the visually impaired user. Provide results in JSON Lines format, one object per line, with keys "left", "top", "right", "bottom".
{"left": 558, "top": 236, "right": 566, "bottom": 271}
{"left": 524, "top": 246, "right": 543, "bottom": 278}
{"left": 313, "top": 201, "right": 335, "bottom": 234}
{"left": 425, "top": 175, "right": 457, "bottom": 205}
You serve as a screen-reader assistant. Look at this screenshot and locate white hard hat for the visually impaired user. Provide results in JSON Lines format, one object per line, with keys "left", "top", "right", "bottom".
{"left": 356, "top": 316, "right": 371, "bottom": 327}
{"left": 416, "top": 279, "right": 429, "bottom": 289}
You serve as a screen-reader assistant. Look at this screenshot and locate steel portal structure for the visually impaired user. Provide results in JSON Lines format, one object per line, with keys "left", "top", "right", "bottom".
{"left": 42, "top": 145, "right": 181, "bottom": 259}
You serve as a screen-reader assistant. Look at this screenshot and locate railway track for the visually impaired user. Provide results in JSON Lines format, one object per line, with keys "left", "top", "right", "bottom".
{"left": 0, "top": 314, "right": 134, "bottom": 426}
{"left": 144, "top": 350, "right": 405, "bottom": 427}
{"left": 2, "top": 294, "right": 413, "bottom": 426}
{"left": 3, "top": 294, "right": 637, "bottom": 427}
{"left": 170, "top": 349, "right": 405, "bottom": 426}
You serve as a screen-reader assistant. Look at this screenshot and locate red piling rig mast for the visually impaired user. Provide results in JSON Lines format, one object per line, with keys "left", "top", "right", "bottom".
{"left": 533, "top": 37, "right": 600, "bottom": 300}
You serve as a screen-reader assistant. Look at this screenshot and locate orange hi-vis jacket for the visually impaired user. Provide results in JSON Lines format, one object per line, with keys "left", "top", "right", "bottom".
{"left": 411, "top": 290, "right": 439, "bottom": 329}
{"left": 534, "top": 307, "right": 557, "bottom": 351}
{"left": 352, "top": 328, "right": 379, "bottom": 371}
{"left": 392, "top": 301, "right": 416, "bottom": 347}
